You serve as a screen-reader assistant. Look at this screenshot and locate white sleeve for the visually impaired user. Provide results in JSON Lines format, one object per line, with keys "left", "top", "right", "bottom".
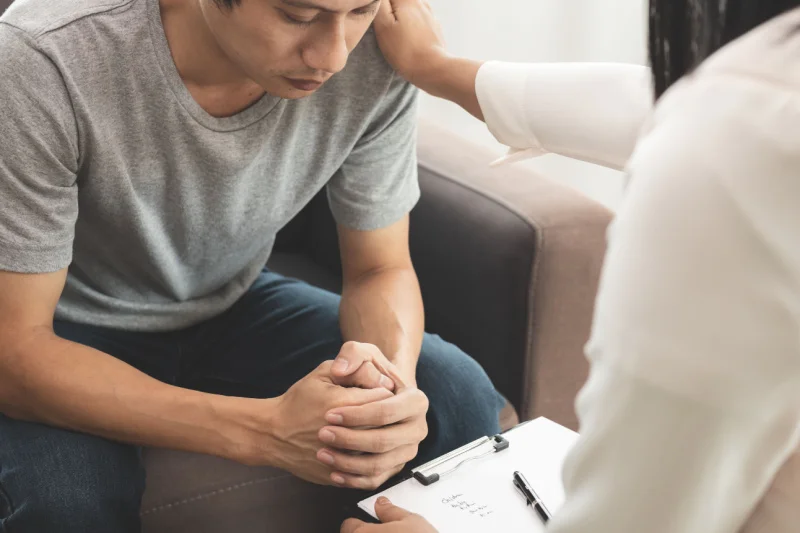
{"left": 475, "top": 62, "right": 652, "bottom": 170}
{"left": 548, "top": 71, "right": 800, "bottom": 533}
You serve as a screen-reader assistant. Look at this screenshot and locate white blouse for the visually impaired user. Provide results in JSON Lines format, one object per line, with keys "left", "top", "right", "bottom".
{"left": 476, "top": 8, "right": 800, "bottom": 533}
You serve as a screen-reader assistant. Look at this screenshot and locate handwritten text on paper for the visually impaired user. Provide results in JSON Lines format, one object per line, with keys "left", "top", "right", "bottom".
{"left": 441, "top": 494, "right": 495, "bottom": 518}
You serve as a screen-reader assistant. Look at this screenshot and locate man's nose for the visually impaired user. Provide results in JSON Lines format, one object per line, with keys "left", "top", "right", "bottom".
{"left": 303, "top": 21, "right": 349, "bottom": 75}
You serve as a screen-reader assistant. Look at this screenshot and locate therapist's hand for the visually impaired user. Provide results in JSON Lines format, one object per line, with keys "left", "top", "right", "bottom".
{"left": 374, "top": 0, "right": 486, "bottom": 120}
{"left": 374, "top": 0, "right": 447, "bottom": 85}
{"left": 341, "top": 497, "right": 438, "bottom": 533}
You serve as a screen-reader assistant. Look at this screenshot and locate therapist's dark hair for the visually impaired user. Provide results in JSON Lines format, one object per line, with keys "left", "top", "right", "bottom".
{"left": 649, "top": 0, "right": 800, "bottom": 98}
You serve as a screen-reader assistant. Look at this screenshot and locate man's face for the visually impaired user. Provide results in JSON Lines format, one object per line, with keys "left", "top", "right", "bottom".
{"left": 200, "top": 0, "right": 381, "bottom": 99}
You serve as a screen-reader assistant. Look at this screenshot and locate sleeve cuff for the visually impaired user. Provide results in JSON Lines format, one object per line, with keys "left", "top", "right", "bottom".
{"left": 328, "top": 180, "right": 421, "bottom": 232}
{"left": 0, "top": 239, "right": 72, "bottom": 274}
{"left": 476, "top": 61, "right": 546, "bottom": 153}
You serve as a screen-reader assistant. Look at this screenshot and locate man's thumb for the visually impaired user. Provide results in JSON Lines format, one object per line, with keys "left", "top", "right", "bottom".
{"left": 375, "top": 497, "right": 412, "bottom": 523}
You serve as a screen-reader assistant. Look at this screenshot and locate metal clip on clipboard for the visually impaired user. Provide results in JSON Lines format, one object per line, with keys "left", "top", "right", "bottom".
{"left": 411, "top": 434, "right": 510, "bottom": 486}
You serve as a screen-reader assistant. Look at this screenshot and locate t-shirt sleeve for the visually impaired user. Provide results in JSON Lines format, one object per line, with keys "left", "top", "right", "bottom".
{"left": 326, "top": 74, "right": 420, "bottom": 231}
{"left": 0, "top": 24, "right": 79, "bottom": 273}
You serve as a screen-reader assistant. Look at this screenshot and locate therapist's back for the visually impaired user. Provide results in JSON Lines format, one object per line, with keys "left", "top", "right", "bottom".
{"left": 556, "top": 7, "right": 800, "bottom": 533}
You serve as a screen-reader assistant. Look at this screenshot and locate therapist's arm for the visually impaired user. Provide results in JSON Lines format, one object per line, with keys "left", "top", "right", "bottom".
{"left": 375, "top": 0, "right": 652, "bottom": 171}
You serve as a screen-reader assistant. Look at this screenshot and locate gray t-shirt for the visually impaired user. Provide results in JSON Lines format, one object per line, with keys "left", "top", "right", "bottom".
{"left": 0, "top": 0, "right": 420, "bottom": 332}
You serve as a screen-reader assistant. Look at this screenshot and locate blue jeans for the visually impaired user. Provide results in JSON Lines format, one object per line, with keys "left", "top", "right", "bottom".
{"left": 0, "top": 269, "right": 503, "bottom": 532}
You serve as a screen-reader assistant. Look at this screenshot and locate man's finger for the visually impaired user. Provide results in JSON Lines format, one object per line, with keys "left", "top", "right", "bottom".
{"left": 331, "top": 465, "right": 402, "bottom": 491}
{"left": 319, "top": 418, "right": 427, "bottom": 453}
{"left": 341, "top": 517, "right": 370, "bottom": 533}
{"left": 341, "top": 385, "right": 395, "bottom": 408}
{"left": 318, "top": 444, "right": 417, "bottom": 477}
{"left": 326, "top": 388, "right": 428, "bottom": 427}
{"left": 332, "top": 342, "right": 380, "bottom": 376}
{"left": 333, "top": 361, "right": 395, "bottom": 391}
{"left": 375, "top": 497, "right": 415, "bottom": 523}
{"left": 332, "top": 342, "right": 397, "bottom": 377}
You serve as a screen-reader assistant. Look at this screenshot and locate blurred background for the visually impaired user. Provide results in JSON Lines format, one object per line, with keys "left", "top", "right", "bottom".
{"left": 421, "top": 0, "right": 648, "bottom": 210}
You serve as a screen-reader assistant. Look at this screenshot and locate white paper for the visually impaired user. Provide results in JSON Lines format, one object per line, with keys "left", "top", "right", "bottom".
{"left": 358, "top": 417, "right": 578, "bottom": 533}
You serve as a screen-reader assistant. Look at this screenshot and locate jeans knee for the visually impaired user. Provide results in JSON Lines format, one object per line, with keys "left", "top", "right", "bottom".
{"left": 3, "top": 473, "right": 142, "bottom": 533}
{"left": 414, "top": 335, "right": 504, "bottom": 462}
{"left": 418, "top": 335, "right": 501, "bottom": 407}
{"left": 0, "top": 418, "right": 143, "bottom": 533}
{"left": 0, "top": 484, "right": 11, "bottom": 521}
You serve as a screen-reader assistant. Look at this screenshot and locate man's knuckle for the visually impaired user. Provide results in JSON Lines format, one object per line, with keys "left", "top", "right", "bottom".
{"left": 365, "top": 365, "right": 381, "bottom": 382}
{"left": 347, "top": 412, "right": 366, "bottom": 427}
{"left": 406, "top": 445, "right": 420, "bottom": 463}
{"left": 334, "top": 431, "right": 352, "bottom": 448}
{"left": 362, "top": 342, "right": 380, "bottom": 355}
{"left": 349, "top": 435, "right": 366, "bottom": 451}
{"left": 334, "top": 454, "right": 353, "bottom": 471}
{"left": 380, "top": 456, "right": 400, "bottom": 475}
{"left": 368, "top": 461, "right": 383, "bottom": 477}
{"left": 352, "top": 367, "right": 369, "bottom": 383}
{"left": 373, "top": 434, "right": 390, "bottom": 453}
{"left": 377, "top": 404, "right": 395, "bottom": 424}
{"left": 348, "top": 522, "right": 368, "bottom": 533}
{"left": 418, "top": 391, "right": 430, "bottom": 410}
{"left": 341, "top": 340, "right": 361, "bottom": 355}
{"left": 420, "top": 423, "right": 429, "bottom": 441}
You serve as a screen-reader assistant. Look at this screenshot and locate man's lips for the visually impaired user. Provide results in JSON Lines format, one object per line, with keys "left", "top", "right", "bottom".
{"left": 284, "top": 77, "right": 324, "bottom": 91}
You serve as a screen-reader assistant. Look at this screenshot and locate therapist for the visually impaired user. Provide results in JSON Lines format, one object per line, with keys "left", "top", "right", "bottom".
{"left": 340, "top": 1, "right": 800, "bottom": 532}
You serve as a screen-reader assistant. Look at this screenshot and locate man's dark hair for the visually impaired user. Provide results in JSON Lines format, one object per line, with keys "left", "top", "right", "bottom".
{"left": 649, "top": 0, "right": 800, "bottom": 98}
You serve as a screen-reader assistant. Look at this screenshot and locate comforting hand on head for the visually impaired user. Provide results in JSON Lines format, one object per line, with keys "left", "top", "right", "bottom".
{"left": 374, "top": 0, "right": 485, "bottom": 119}
{"left": 374, "top": 0, "right": 448, "bottom": 85}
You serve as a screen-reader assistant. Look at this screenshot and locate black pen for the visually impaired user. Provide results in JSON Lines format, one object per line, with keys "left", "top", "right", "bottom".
{"left": 513, "top": 471, "right": 551, "bottom": 524}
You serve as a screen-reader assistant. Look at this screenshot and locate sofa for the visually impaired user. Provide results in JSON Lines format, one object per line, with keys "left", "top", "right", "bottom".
{"left": 137, "top": 120, "right": 612, "bottom": 531}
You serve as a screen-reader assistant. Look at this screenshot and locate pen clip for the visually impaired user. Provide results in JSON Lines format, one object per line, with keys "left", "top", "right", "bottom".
{"left": 513, "top": 478, "right": 532, "bottom": 506}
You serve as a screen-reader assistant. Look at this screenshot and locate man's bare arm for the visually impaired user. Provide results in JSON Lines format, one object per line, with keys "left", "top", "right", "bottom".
{"left": 337, "top": 216, "right": 424, "bottom": 382}
{"left": 0, "top": 269, "right": 257, "bottom": 458}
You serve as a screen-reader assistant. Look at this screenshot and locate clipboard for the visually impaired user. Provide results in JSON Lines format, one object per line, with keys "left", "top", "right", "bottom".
{"left": 357, "top": 417, "right": 579, "bottom": 533}
{"left": 412, "top": 434, "right": 510, "bottom": 486}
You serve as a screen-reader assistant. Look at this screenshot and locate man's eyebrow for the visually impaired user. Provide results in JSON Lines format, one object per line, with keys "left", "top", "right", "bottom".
{"left": 280, "top": 0, "right": 380, "bottom": 13}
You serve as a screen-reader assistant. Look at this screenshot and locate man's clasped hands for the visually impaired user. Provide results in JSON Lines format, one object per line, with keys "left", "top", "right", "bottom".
{"left": 248, "top": 341, "right": 430, "bottom": 492}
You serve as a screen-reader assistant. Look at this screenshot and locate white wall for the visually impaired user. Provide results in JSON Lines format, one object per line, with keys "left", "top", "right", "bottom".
{"left": 421, "top": 0, "right": 648, "bottom": 210}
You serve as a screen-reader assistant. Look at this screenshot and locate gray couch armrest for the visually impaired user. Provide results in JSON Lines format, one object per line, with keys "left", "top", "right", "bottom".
{"left": 412, "top": 120, "right": 612, "bottom": 429}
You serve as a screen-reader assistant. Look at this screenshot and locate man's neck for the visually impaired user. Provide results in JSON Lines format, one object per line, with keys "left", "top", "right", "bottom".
{"left": 159, "top": 0, "right": 266, "bottom": 116}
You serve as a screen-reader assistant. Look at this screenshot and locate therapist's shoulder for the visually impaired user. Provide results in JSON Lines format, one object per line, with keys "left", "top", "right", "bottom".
{"left": 622, "top": 9, "right": 800, "bottom": 281}
{"left": 699, "top": 7, "right": 800, "bottom": 87}
{"left": 654, "top": 6, "right": 800, "bottom": 127}
{"left": 637, "top": 9, "right": 800, "bottom": 193}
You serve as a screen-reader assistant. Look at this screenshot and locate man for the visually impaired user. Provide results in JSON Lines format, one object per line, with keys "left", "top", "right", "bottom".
{"left": 0, "top": 0, "right": 504, "bottom": 530}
